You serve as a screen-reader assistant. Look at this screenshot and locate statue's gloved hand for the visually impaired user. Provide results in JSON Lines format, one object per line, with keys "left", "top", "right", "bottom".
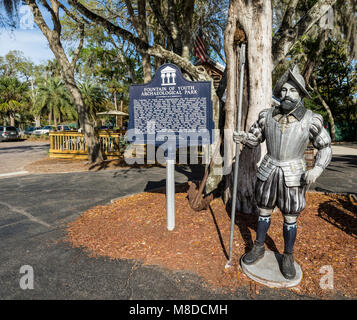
{"left": 233, "top": 131, "right": 248, "bottom": 144}
{"left": 304, "top": 166, "right": 323, "bottom": 185}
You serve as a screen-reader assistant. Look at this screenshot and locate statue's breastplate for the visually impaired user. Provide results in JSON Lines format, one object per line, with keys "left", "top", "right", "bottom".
{"left": 265, "top": 108, "right": 312, "bottom": 161}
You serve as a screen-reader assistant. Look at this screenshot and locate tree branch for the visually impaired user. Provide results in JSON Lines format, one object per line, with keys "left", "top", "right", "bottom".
{"left": 168, "top": 0, "right": 181, "bottom": 53}
{"left": 26, "top": 0, "right": 53, "bottom": 39}
{"left": 204, "top": 30, "right": 226, "bottom": 64}
{"left": 147, "top": 0, "right": 175, "bottom": 48}
{"left": 71, "top": 23, "right": 85, "bottom": 71}
{"left": 57, "top": 0, "right": 90, "bottom": 25}
{"left": 68, "top": 0, "right": 148, "bottom": 51}
{"left": 123, "top": 0, "right": 140, "bottom": 33}
{"left": 68, "top": 0, "right": 212, "bottom": 82}
{"left": 272, "top": 0, "right": 337, "bottom": 68}
{"left": 39, "top": 0, "right": 61, "bottom": 33}
{"left": 146, "top": 44, "right": 211, "bottom": 81}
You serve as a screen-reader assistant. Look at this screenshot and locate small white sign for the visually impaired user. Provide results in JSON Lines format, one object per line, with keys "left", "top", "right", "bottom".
{"left": 160, "top": 66, "right": 176, "bottom": 86}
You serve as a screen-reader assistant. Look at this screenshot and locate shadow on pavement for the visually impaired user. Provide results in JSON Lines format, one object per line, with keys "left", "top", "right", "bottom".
{"left": 330, "top": 155, "right": 357, "bottom": 167}
{"left": 143, "top": 164, "right": 205, "bottom": 193}
{"left": 0, "top": 144, "right": 49, "bottom": 153}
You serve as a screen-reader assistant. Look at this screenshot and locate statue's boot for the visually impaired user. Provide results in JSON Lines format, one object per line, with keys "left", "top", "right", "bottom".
{"left": 242, "top": 240, "right": 265, "bottom": 265}
{"left": 281, "top": 252, "right": 296, "bottom": 280}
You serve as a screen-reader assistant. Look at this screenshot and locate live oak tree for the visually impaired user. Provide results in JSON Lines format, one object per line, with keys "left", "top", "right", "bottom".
{"left": 24, "top": 0, "right": 104, "bottom": 163}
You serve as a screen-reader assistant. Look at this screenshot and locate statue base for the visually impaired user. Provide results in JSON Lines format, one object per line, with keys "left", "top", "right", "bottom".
{"left": 240, "top": 250, "right": 302, "bottom": 288}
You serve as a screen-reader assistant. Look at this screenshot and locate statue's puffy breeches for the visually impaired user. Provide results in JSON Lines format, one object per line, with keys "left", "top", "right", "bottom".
{"left": 255, "top": 167, "right": 308, "bottom": 216}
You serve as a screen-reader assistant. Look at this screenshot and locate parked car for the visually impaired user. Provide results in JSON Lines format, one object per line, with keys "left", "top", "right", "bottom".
{"left": 24, "top": 126, "right": 42, "bottom": 135}
{"left": 98, "top": 125, "right": 114, "bottom": 130}
{"left": 16, "top": 127, "right": 25, "bottom": 137}
{"left": 0, "top": 126, "right": 20, "bottom": 142}
{"left": 57, "top": 125, "right": 71, "bottom": 131}
{"left": 33, "top": 125, "right": 56, "bottom": 136}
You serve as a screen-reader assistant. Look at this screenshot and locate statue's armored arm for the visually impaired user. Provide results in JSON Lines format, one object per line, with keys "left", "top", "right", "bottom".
{"left": 234, "top": 109, "right": 267, "bottom": 148}
{"left": 309, "top": 113, "right": 332, "bottom": 170}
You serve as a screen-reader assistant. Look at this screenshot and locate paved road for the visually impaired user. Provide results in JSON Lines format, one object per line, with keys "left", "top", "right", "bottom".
{"left": 311, "top": 143, "right": 357, "bottom": 193}
{"left": 0, "top": 140, "right": 49, "bottom": 175}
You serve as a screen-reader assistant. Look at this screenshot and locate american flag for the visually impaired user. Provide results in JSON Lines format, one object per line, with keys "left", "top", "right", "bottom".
{"left": 194, "top": 27, "right": 207, "bottom": 63}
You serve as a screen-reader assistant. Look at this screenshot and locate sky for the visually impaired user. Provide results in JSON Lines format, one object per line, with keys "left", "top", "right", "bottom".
{"left": 0, "top": 29, "right": 55, "bottom": 64}
{"left": 0, "top": 4, "right": 54, "bottom": 65}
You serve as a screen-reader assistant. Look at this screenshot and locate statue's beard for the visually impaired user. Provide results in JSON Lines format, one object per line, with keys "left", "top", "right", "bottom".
{"left": 281, "top": 97, "right": 299, "bottom": 113}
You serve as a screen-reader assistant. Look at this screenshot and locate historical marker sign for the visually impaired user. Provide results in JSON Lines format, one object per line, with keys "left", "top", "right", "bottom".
{"left": 128, "top": 63, "right": 214, "bottom": 147}
{"left": 128, "top": 63, "right": 214, "bottom": 231}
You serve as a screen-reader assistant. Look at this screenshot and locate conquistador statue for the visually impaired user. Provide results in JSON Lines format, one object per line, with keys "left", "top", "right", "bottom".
{"left": 233, "top": 65, "right": 332, "bottom": 279}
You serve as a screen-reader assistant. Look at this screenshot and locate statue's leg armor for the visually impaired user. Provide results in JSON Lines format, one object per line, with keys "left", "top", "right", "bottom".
{"left": 243, "top": 208, "right": 272, "bottom": 265}
{"left": 256, "top": 207, "right": 273, "bottom": 245}
{"left": 283, "top": 215, "right": 298, "bottom": 254}
{"left": 281, "top": 214, "right": 299, "bottom": 279}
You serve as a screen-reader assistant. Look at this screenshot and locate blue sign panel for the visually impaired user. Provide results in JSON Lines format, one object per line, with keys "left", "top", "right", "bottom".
{"left": 128, "top": 63, "right": 214, "bottom": 147}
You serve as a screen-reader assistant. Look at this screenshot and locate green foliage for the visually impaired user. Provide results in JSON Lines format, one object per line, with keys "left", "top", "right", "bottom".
{"left": 314, "top": 39, "right": 357, "bottom": 123}
{"left": 78, "top": 81, "right": 108, "bottom": 122}
{"left": 34, "top": 77, "right": 76, "bottom": 123}
{"left": 0, "top": 76, "right": 29, "bottom": 124}
{"left": 0, "top": 50, "right": 34, "bottom": 80}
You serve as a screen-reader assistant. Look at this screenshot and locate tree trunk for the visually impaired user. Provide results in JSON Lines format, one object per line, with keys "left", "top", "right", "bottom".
{"left": 139, "top": 0, "right": 152, "bottom": 83}
{"left": 67, "top": 81, "right": 103, "bottom": 162}
{"left": 125, "top": 0, "right": 152, "bottom": 82}
{"left": 48, "top": 108, "right": 52, "bottom": 125}
{"left": 10, "top": 113, "right": 15, "bottom": 127}
{"left": 113, "top": 89, "right": 118, "bottom": 127}
{"left": 26, "top": 0, "right": 103, "bottom": 163}
{"left": 35, "top": 115, "right": 41, "bottom": 127}
{"left": 221, "top": 1, "right": 237, "bottom": 201}
{"left": 120, "top": 100, "right": 123, "bottom": 128}
{"left": 181, "top": 0, "right": 194, "bottom": 61}
{"left": 222, "top": 0, "right": 272, "bottom": 214}
{"left": 142, "top": 53, "right": 153, "bottom": 83}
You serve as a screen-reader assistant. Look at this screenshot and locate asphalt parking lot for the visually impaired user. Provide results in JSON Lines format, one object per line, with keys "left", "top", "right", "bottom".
{"left": 0, "top": 140, "right": 50, "bottom": 175}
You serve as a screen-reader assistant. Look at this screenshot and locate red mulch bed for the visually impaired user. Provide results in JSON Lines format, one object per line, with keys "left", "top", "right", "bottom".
{"left": 65, "top": 187, "right": 357, "bottom": 299}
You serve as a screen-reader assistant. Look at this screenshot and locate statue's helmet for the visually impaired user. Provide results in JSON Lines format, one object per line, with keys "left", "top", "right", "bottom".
{"left": 273, "top": 65, "right": 312, "bottom": 99}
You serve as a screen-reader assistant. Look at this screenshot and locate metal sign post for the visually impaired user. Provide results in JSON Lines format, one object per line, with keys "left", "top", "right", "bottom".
{"left": 166, "top": 146, "right": 176, "bottom": 231}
